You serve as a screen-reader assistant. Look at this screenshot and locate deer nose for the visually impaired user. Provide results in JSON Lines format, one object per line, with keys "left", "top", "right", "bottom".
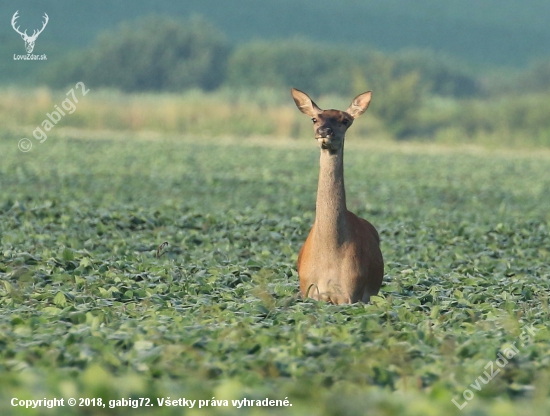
{"left": 316, "top": 127, "right": 333, "bottom": 138}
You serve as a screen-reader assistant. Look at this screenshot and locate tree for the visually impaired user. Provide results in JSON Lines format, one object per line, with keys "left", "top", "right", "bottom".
{"left": 44, "top": 16, "right": 230, "bottom": 92}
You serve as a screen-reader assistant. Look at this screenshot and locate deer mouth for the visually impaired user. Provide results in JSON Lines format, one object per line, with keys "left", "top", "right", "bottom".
{"left": 316, "top": 135, "right": 332, "bottom": 142}
{"left": 316, "top": 137, "right": 338, "bottom": 152}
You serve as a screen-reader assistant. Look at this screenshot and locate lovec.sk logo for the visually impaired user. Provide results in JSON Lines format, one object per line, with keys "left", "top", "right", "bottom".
{"left": 11, "top": 10, "right": 48, "bottom": 60}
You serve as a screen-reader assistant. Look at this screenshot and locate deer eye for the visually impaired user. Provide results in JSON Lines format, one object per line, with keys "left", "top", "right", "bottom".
{"left": 311, "top": 118, "right": 317, "bottom": 123}
{"left": 342, "top": 119, "right": 349, "bottom": 125}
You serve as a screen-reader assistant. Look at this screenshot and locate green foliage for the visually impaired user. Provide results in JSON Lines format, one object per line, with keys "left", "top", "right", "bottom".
{"left": 418, "top": 93, "right": 550, "bottom": 146}
{"left": 517, "top": 60, "right": 550, "bottom": 93}
{"left": 226, "top": 40, "right": 479, "bottom": 101}
{"left": 34, "top": 14, "right": 490, "bottom": 141}
{"left": 1, "top": 133, "right": 550, "bottom": 415}
{"left": 392, "top": 50, "right": 480, "bottom": 98}
{"left": 350, "top": 55, "right": 426, "bottom": 139}
{"left": 226, "top": 40, "right": 449, "bottom": 138}
{"left": 43, "top": 16, "right": 230, "bottom": 92}
{"left": 227, "top": 39, "right": 357, "bottom": 96}
{"left": 3, "top": 86, "right": 550, "bottom": 146}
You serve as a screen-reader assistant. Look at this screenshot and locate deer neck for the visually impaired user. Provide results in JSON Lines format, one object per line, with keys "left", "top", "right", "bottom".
{"left": 314, "top": 145, "right": 349, "bottom": 247}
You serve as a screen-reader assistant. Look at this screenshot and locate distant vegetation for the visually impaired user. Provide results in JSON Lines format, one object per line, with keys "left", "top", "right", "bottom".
{"left": 3, "top": 86, "right": 550, "bottom": 148}
{"left": 27, "top": 15, "right": 549, "bottom": 145}
{"left": 44, "top": 17, "right": 229, "bottom": 92}
{"left": 44, "top": 17, "right": 478, "bottom": 98}
{"left": 40, "top": 16, "right": 485, "bottom": 140}
{"left": 0, "top": 16, "right": 550, "bottom": 146}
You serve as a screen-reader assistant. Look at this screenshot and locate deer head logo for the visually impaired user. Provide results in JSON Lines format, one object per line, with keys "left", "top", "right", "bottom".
{"left": 11, "top": 11, "right": 49, "bottom": 53}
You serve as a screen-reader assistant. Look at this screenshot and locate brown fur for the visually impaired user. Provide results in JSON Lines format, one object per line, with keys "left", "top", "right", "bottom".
{"left": 291, "top": 88, "right": 384, "bottom": 304}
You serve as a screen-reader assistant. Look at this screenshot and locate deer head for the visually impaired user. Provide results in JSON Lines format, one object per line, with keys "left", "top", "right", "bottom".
{"left": 291, "top": 88, "right": 372, "bottom": 153}
{"left": 11, "top": 11, "right": 49, "bottom": 54}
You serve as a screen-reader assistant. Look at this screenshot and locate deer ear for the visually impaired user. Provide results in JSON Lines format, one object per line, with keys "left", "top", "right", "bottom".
{"left": 291, "top": 88, "right": 322, "bottom": 118}
{"left": 346, "top": 91, "right": 372, "bottom": 119}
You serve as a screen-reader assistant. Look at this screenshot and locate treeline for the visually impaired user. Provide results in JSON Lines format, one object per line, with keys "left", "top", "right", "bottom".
{"left": 44, "top": 16, "right": 479, "bottom": 98}
{"left": 41, "top": 16, "right": 550, "bottom": 143}
{"left": 42, "top": 16, "right": 481, "bottom": 138}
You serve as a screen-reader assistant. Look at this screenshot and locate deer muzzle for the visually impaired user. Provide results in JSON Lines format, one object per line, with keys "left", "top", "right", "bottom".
{"left": 316, "top": 127, "right": 333, "bottom": 139}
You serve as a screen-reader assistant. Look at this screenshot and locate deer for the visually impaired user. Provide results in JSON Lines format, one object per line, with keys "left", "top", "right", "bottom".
{"left": 291, "top": 88, "right": 384, "bottom": 304}
{"left": 11, "top": 11, "right": 49, "bottom": 54}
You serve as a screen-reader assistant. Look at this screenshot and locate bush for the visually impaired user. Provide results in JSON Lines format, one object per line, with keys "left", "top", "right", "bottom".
{"left": 349, "top": 53, "right": 426, "bottom": 139}
{"left": 226, "top": 39, "right": 358, "bottom": 96}
{"left": 43, "top": 16, "right": 230, "bottom": 92}
{"left": 520, "top": 60, "right": 550, "bottom": 92}
{"left": 391, "top": 50, "right": 481, "bottom": 98}
{"left": 38, "top": 17, "right": 504, "bottom": 141}
{"left": 227, "top": 41, "right": 484, "bottom": 138}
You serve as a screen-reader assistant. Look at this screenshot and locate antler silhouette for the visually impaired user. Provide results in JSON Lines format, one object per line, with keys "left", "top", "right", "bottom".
{"left": 11, "top": 11, "right": 49, "bottom": 53}
{"left": 30, "top": 13, "right": 49, "bottom": 40}
{"left": 11, "top": 11, "right": 27, "bottom": 38}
